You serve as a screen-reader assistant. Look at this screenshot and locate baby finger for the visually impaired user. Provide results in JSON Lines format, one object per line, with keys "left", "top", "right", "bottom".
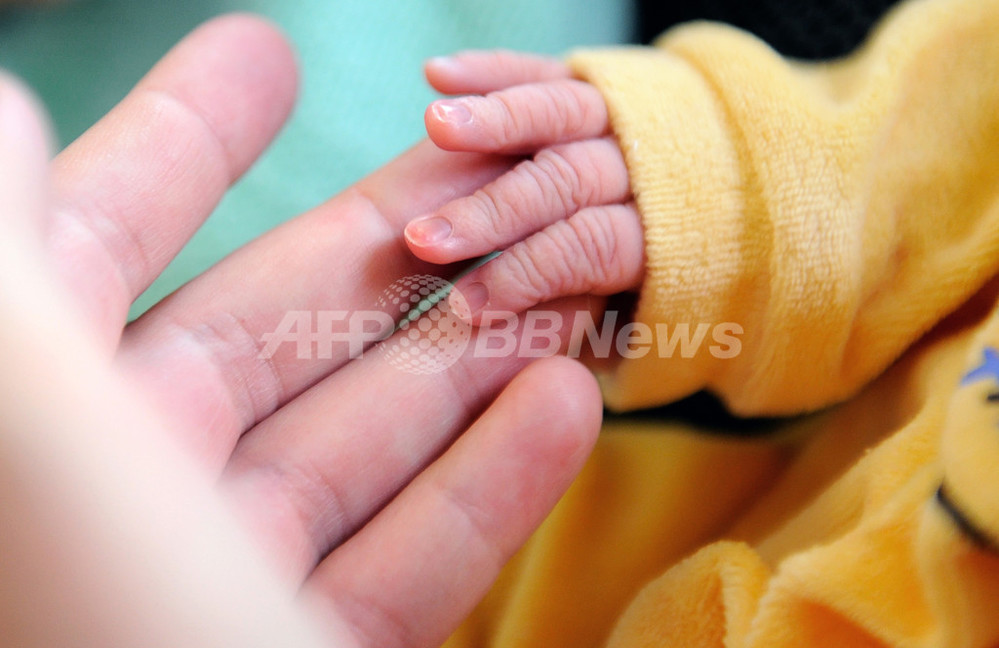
{"left": 451, "top": 202, "right": 645, "bottom": 322}
{"left": 405, "top": 137, "right": 630, "bottom": 264}
{"left": 426, "top": 79, "right": 609, "bottom": 154}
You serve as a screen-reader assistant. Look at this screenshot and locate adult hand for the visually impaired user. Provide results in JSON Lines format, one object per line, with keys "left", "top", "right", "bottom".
{"left": 0, "top": 15, "right": 602, "bottom": 648}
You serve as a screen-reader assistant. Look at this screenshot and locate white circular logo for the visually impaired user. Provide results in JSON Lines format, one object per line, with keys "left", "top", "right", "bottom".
{"left": 375, "top": 274, "right": 471, "bottom": 375}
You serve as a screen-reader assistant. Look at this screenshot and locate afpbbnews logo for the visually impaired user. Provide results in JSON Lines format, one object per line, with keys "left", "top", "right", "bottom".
{"left": 472, "top": 311, "right": 742, "bottom": 361}
{"left": 258, "top": 275, "right": 743, "bottom": 375}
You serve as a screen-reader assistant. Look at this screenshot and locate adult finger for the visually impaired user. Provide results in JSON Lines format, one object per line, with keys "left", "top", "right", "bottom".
{"left": 217, "top": 296, "right": 593, "bottom": 581}
{"left": 303, "top": 356, "right": 602, "bottom": 648}
{"left": 405, "top": 137, "right": 630, "bottom": 264}
{"left": 425, "top": 79, "right": 609, "bottom": 154}
{"left": 118, "top": 141, "right": 513, "bottom": 468}
{"left": 454, "top": 203, "right": 646, "bottom": 320}
{"left": 48, "top": 14, "right": 298, "bottom": 345}
{"left": 425, "top": 50, "right": 572, "bottom": 95}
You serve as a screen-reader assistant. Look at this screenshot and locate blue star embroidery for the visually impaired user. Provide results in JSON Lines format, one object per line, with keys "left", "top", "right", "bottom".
{"left": 961, "top": 347, "right": 999, "bottom": 386}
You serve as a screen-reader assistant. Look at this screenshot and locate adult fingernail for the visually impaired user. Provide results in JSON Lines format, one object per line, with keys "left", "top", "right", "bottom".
{"left": 432, "top": 99, "right": 472, "bottom": 125}
{"left": 406, "top": 216, "right": 453, "bottom": 246}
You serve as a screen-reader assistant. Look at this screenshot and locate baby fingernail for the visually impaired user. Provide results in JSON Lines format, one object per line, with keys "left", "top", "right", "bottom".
{"left": 406, "top": 216, "right": 453, "bottom": 246}
{"left": 457, "top": 282, "right": 489, "bottom": 318}
{"left": 432, "top": 99, "right": 472, "bottom": 125}
{"left": 427, "top": 55, "right": 459, "bottom": 71}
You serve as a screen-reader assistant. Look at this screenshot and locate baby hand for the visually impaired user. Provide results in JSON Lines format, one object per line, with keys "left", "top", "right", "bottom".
{"left": 405, "top": 51, "right": 645, "bottom": 321}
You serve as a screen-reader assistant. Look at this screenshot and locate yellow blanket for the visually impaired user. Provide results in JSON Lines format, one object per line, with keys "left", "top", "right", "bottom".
{"left": 448, "top": 0, "right": 999, "bottom": 645}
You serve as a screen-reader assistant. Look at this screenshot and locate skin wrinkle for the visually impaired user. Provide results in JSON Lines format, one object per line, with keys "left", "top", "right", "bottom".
{"left": 223, "top": 431, "right": 352, "bottom": 582}
{"left": 490, "top": 80, "right": 600, "bottom": 150}
{"left": 505, "top": 241, "right": 557, "bottom": 304}
{"left": 520, "top": 220, "right": 584, "bottom": 300}
{"left": 324, "top": 575, "right": 414, "bottom": 648}
{"left": 505, "top": 158, "right": 560, "bottom": 238}
{"left": 283, "top": 446, "right": 355, "bottom": 566}
{"left": 345, "top": 185, "right": 417, "bottom": 275}
{"left": 549, "top": 219, "right": 589, "bottom": 294}
{"left": 183, "top": 310, "right": 287, "bottom": 434}
{"left": 491, "top": 91, "right": 523, "bottom": 150}
{"left": 566, "top": 212, "right": 608, "bottom": 291}
{"left": 564, "top": 138, "right": 613, "bottom": 207}
{"left": 532, "top": 146, "right": 584, "bottom": 216}
{"left": 241, "top": 348, "right": 522, "bottom": 576}
{"left": 467, "top": 178, "right": 523, "bottom": 245}
{"left": 57, "top": 88, "right": 231, "bottom": 301}
{"left": 117, "top": 317, "right": 245, "bottom": 471}
{"left": 46, "top": 206, "right": 134, "bottom": 343}
{"left": 249, "top": 187, "right": 397, "bottom": 410}
{"left": 170, "top": 333, "right": 235, "bottom": 453}
{"left": 550, "top": 81, "right": 591, "bottom": 140}
{"left": 140, "top": 86, "right": 239, "bottom": 186}
{"left": 451, "top": 137, "right": 627, "bottom": 254}
{"left": 65, "top": 188, "right": 154, "bottom": 305}
{"left": 307, "top": 358, "right": 599, "bottom": 648}
{"left": 136, "top": 14, "right": 298, "bottom": 180}
{"left": 575, "top": 205, "right": 624, "bottom": 291}
{"left": 295, "top": 423, "right": 424, "bottom": 566}
{"left": 426, "top": 475, "right": 508, "bottom": 578}
{"left": 139, "top": 86, "right": 237, "bottom": 184}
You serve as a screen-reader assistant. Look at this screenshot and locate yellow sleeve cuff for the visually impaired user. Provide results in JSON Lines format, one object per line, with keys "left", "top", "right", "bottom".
{"left": 570, "top": 0, "right": 999, "bottom": 416}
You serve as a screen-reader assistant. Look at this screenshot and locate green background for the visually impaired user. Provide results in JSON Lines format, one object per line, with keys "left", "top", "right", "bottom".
{"left": 0, "top": 0, "right": 633, "bottom": 314}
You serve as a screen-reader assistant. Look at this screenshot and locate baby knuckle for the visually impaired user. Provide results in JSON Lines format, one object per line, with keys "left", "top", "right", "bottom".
{"left": 505, "top": 237, "right": 572, "bottom": 302}
{"left": 470, "top": 163, "right": 545, "bottom": 236}
{"left": 467, "top": 187, "right": 511, "bottom": 236}
{"left": 567, "top": 210, "right": 622, "bottom": 288}
{"left": 548, "top": 80, "right": 590, "bottom": 135}
{"left": 491, "top": 91, "right": 533, "bottom": 146}
{"left": 562, "top": 142, "right": 612, "bottom": 204}
{"left": 530, "top": 148, "right": 582, "bottom": 213}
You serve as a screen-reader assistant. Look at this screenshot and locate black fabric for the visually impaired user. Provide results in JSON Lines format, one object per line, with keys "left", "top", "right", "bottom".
{"left": 636, "top": 0, "right": 902, "bottom": 59}
{"left": 616, "top": 391, "right": 784, "bottom": 437}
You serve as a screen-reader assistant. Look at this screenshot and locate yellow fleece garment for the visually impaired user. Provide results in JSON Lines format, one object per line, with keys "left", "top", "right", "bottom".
{"left": 573, "top": 0, "right": 999, "bottom": 417}
{"left": 444, "top": 0, "right": 999, "bottom": 646}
